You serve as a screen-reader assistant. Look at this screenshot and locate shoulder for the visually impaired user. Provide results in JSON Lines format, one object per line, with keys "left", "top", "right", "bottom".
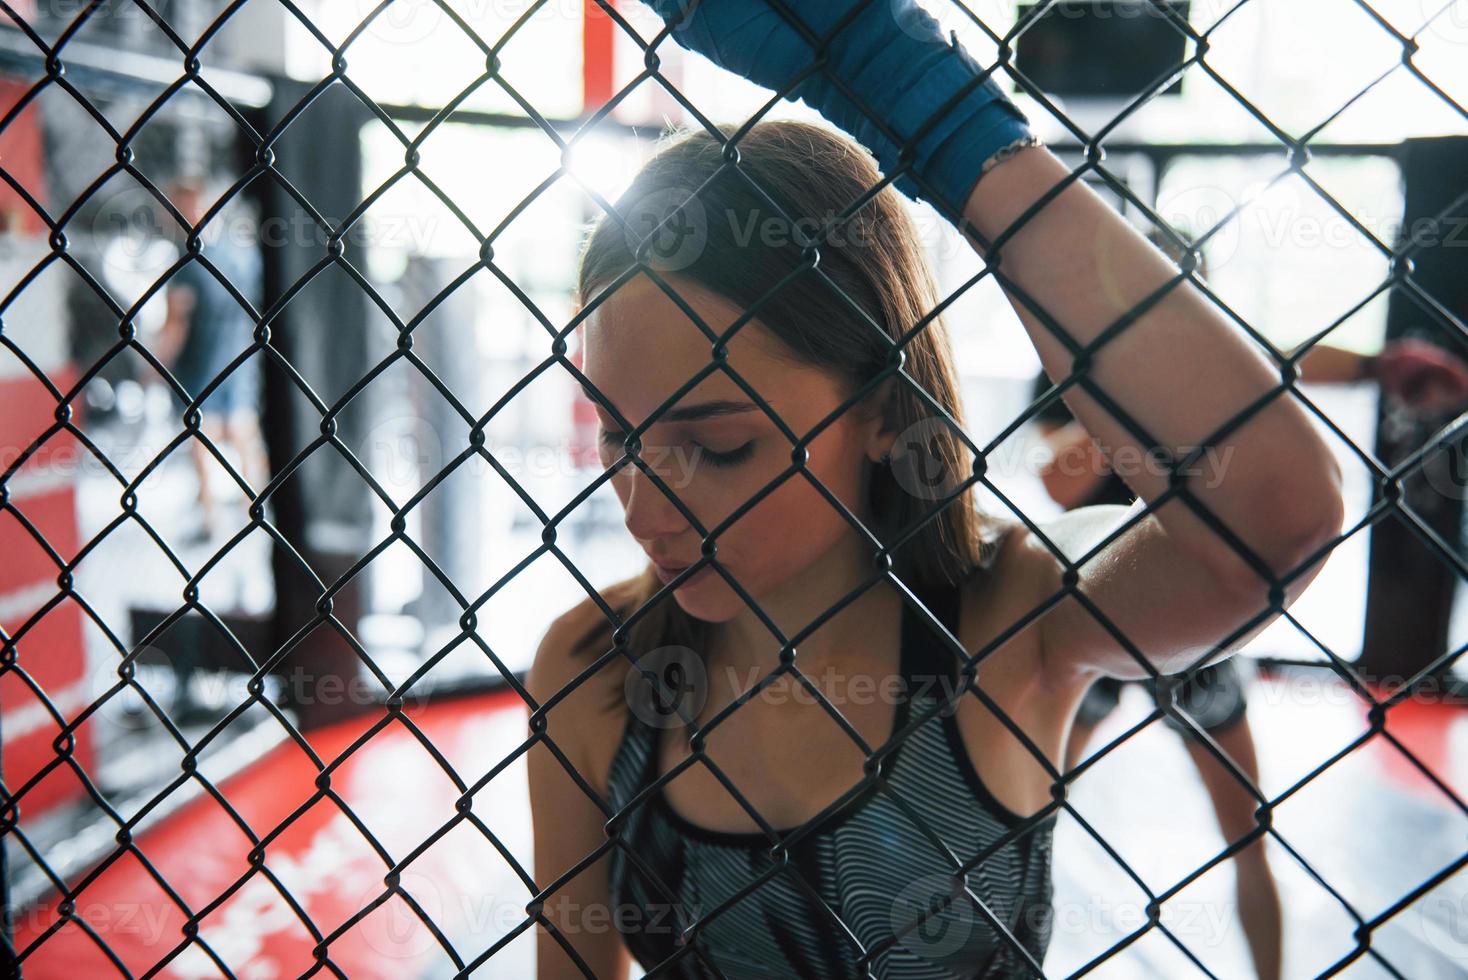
{"left": 526, "top": 579, "right": 643, "bottom": 796}
{"left": 956, "top": 515, "right": 1094, "bottom": 696}
{"left": 527, "top": 585, "right": 632, "bottom": 717}
{"left": 957, "top": 519, "right": 1034, "bottom": 654}
{"left": 962, "top": 515, "right": 1050, "bottom": 606}
{"left": 943, "top": 517, "right": 1087, "bottom": 815}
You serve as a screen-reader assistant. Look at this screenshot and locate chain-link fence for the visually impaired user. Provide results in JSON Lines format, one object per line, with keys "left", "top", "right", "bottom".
{"left": 2, "top": 0, "right": 1467, "bottom": 977}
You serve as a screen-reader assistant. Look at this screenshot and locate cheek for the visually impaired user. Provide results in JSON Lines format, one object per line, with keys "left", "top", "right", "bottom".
{"left": 653, "top": 440, "right": 865, "bottom": 619}
{"left": 721, "top": 432, "right": 866, "bottom": 574}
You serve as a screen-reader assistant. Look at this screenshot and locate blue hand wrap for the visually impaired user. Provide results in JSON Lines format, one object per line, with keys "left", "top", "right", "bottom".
{"left": 647, "top": 0, "right": 1038, "bottom": 213}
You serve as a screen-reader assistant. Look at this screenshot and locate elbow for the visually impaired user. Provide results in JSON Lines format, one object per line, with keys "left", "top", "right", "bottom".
{"left": 1275, "top": 425, "right": 1344, "bottom": 538}
{"left": 1214, "top": 463, "right": 1345, "bottom": 602}
{"left": 1276, "top": 473, "right": 1344, "bottom": 584}
{"left": 1277, "top": 447, "right": 1346, "bottom": 571}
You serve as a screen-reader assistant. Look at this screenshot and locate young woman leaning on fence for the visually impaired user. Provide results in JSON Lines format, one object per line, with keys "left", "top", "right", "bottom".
{"left": 526, "top": 2, "right": 1344, "bottom": 977}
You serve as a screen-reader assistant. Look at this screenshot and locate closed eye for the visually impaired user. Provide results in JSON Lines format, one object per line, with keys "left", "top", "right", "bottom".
{"left": 597, "top": 429, "right": 755, "bottom": 468}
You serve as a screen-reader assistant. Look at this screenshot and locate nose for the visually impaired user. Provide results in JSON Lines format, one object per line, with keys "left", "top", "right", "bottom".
{"left": 620, "top": 457, "right": 692, "bottom": 545}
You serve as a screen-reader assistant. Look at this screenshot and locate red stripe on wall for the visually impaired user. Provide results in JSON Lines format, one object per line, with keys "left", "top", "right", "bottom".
{"left": 583, "top": 0, "right": 617, "bottom": 113}
{"left": 0, "top": 71, "right": 49, "bottom": 238}
{"left": 2, "top": 362, "right": 89, "bottom": 820}
{"left": 1, "top": 605, "right": 94, "bottom": 817}
{"left": 0, "top": 365, "right": 79, "bottom": 450}
{"left": 0, "top": 487, "right": 79, "bottom": 593}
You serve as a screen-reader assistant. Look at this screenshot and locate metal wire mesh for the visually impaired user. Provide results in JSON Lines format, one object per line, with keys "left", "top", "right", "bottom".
{"left": 0, "top": 0, "right": 1466, "bottom": 977}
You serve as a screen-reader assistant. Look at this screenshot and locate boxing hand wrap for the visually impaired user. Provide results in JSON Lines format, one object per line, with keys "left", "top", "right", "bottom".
{"left": 644, "top": 0, "right": 1040, "bottom": 214}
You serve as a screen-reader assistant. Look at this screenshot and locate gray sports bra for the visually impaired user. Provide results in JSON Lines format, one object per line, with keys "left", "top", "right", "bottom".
{"left": 602, "top": 558, "right": 1057, "bottom": 978}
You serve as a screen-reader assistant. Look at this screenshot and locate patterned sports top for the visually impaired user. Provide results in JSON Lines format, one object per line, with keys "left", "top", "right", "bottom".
{"left": 603, "top": 557, "right": 1057, "bottom": 979}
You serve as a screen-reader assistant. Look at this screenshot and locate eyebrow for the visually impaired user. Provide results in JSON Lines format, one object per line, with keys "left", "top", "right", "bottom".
{"left": 579, "top": 378, "right": 760, "bottom": 423}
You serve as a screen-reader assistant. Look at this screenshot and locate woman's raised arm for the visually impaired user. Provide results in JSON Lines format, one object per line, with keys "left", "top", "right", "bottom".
{"left": 960, "top": 145, "right": 1343, "bottom": 681}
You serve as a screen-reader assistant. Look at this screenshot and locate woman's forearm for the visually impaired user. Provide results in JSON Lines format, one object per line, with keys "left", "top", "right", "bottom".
{"left": 1293, "top": 342, "right": 1367, "bottom": 384}
{"left": 961, "top": 145, "right": 1343, "bottom": 589}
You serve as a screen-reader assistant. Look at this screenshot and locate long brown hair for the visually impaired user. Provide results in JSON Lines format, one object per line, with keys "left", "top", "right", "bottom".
{"left": 568, "top": 119, "right": 1007, "bottom": 664}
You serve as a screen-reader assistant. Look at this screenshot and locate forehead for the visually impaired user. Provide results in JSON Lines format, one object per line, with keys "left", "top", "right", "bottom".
{"left": 579, "top": 274, "right": 830, "bottom": 425}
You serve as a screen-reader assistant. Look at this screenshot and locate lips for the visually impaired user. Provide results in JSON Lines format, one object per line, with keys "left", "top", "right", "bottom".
{"left": 654, "top": 559, "right": 711, "bottom": 586}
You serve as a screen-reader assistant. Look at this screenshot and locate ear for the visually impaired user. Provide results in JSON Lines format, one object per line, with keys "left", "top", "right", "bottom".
{"left": 857, "top": 376, "right": 900, "bottom": 465}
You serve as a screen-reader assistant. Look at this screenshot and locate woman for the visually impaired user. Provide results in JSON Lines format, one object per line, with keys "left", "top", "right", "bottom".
{"left": 527, "top": 2, "right": 1344, "bottom": 977}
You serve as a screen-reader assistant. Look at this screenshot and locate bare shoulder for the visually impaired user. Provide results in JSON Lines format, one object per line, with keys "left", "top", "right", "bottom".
{"left": 956, "top": 518, "right": 1058, "bottom": 673}
{"left": 943, "top": 518, "right": 1092, "bottom": 817}
{"left": 527, "top": 584, "right": 640, "bottom": 799}
{"left": 527, "top": 592, "right": 614, "bottom": 700}
{"left": 957, "top": 516, "right": 1098, "bottom": 701}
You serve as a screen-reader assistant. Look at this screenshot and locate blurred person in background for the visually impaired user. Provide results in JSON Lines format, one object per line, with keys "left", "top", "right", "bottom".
{"left": 154, "top": 176, "right": 267, "bottom": 543}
